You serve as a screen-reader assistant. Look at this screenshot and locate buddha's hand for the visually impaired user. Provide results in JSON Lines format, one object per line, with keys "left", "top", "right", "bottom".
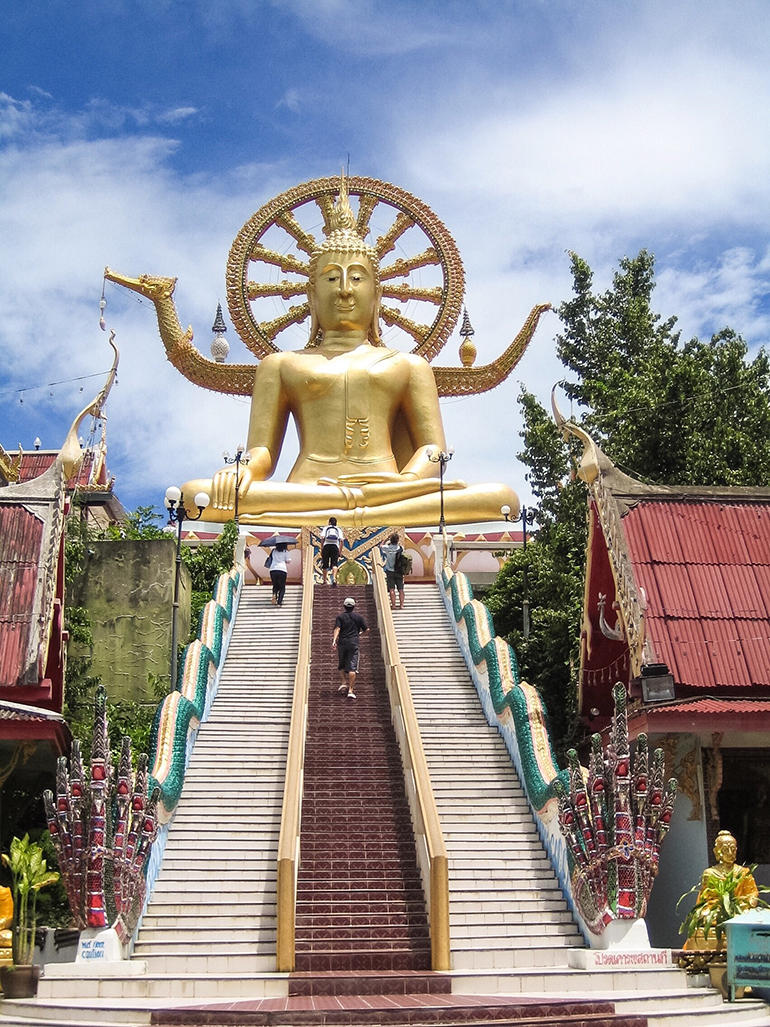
{"left": 325, "top": 472, "right": 412, "bottom": 486}
{"left": 321, "top": 473, "right": 467, "bottom": 489}
{"left": 211, "top": 465, "right": 255, "bottom": 510}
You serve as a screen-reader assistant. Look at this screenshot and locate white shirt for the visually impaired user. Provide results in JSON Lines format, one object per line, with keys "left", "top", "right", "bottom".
{"left": 270, "top": 549, "right": 291, "bottom": 573}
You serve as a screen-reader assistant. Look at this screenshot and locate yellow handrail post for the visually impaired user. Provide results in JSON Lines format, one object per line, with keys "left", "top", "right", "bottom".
{"left": 275, "top": 545, "right": 314, "bottom": 972}
{"left": 371, "top": 560, "right": 451, "bottom": 970}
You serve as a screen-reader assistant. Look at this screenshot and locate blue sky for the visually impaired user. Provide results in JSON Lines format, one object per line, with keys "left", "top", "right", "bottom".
{"left": 2, "top": 1, "right": 769, "bottom": 519}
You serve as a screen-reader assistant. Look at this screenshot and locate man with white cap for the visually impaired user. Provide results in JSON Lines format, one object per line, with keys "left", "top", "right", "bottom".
{"left": 332, "top": 597, "right": 368, "bottom": 699}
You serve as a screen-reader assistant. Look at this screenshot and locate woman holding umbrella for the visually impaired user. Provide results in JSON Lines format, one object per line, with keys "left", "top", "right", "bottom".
{"left": 264, "top": 535, "right": 295, "bottom": 607}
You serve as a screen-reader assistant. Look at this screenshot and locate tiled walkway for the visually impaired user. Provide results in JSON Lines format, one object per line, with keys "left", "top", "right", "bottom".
{"left": 151, "top": 989, "right": 645, "bottom": 1026}
{"left": 294, "top": 585, "right": 431, "bottom": 972}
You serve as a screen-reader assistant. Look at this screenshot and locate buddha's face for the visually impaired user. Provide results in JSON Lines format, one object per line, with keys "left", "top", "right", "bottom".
{"left": 310, "top": 250, "right": 378, "bottom": 336}
{"left": 715, "top": 834, "right": 737, "bottom": 864}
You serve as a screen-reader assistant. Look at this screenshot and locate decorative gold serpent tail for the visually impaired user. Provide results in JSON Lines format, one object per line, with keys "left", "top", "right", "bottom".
{"left": 432, "top": 303, "right": 551, "bottom": 397}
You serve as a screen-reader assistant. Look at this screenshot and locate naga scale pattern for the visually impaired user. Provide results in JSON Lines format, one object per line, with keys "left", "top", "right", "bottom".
{"left": 440, "top": 568, "right": 678, "bottom": 937}
{"left": 43, "top": 685, "right": 160, "bottom": 943}
{"left": 556, "top": 683, "right": 678, "bottom": 933}
{"left": 147, "top": 568, "right": 241, "bottom": 820}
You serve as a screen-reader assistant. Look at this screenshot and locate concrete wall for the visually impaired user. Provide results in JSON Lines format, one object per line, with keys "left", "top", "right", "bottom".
{"left": 73, "top": 539, "right": 191, "bottom": 700}
{"left": 645, "top": 733, "right": 710, "bottom": 948}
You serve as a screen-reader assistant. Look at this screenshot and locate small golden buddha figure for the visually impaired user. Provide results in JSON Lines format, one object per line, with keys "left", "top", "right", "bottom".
{"left": 683, "top": 830, "right": 759, "bottom": 950}
{"left": 0, "top": 885, "right": 13, "bottom": 965}
{"left": 699, "top": 830, "right": 759, "bottom": 909}
{"left": 180, "top": 181, "right": 519, "bottom": 528}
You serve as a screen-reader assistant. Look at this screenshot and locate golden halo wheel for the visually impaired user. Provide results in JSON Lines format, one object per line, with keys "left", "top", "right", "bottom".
{"left": 226, "top": 175, "right": 465, "bottom": 362}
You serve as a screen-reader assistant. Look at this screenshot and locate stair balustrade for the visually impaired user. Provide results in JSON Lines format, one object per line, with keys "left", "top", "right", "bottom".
{"left": 276, "top": 545, "right": 314, "bottom": 971}
{"left": 371, "top": 560, "right": 450, "bottom": 971}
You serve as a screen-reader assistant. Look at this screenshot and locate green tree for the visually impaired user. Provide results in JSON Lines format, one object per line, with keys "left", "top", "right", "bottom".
{"left": 488, "top": 250, "right": 770, "bottom": 757}
{"left": 557, "top": 251, "right": 770, "bottom": 486}
{"left": 486, "top": 389, "right": 586, "bottom": 758}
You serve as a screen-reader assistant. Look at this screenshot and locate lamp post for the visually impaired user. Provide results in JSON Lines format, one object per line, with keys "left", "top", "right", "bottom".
{"left": 222, "top": 445, "right": 250, "bottom": 523}
{"left": 426, "top": 447, "right": 454, "bottom": 533}
{"left": 165, "top": 486, "right": 210, "bottom": 687}
{"left": 502, "top": 503, "right": 533, "bottom": 640}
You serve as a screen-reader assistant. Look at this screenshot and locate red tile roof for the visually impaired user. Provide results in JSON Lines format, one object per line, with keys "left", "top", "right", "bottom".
{"left": 626, "top": 696, "right": 770, "bottom": 737}
{"left": 0, "top": 505, "right": 44, "bottom": 687}
{"left": 624, "top": 501, "right": 770, "bottom": 691}
{"left": 647, "top": 698, "right": 770, "bottom": 716}
{"left": 18, "top": 450, "right": 105, "bottom": 489}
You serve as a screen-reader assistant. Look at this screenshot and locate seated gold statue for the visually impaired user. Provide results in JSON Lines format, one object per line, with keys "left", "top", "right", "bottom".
{"left": 180, "top": 184, "right": 519, "bottom": 527}
{"left": 0, "top": 886, "right": 13, "bottom": 965}
{"left": 698, "top": 830, "right": 759, "bottom": 909}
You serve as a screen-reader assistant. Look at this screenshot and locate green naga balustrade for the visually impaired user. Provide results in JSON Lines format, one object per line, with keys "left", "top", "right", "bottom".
{"left": 121, "top": 566, "right": 242, "bottom": 956}
{"left": 438, "top": 565, "right": 677, "bottom": 948}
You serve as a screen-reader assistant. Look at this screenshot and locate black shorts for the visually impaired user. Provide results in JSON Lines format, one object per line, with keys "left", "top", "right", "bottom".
{"left": 386, "top": 570, "right": 404, "bottom": 591}
{"left": 337, "top": 644, "right": 360, "bottom": 673}
{"left": 322, "top": 543, "right": 340, "bottom": 570}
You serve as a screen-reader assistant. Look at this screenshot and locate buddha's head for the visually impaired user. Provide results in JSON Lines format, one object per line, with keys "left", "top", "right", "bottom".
{"left": 713, "top": 830, "right": 738, "bottom": 866}
{"left": 307, "top": 177, "right": 382, "bottom": 345}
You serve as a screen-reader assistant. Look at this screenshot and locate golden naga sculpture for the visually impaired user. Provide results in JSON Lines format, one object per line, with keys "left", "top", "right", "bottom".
{"left": 105, "top": 175, "right": 549, "bottom": 527}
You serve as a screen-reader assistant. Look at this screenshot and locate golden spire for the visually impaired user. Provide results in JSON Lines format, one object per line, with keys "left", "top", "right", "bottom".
{"left": 324, "top": 170, "right": 358, "bottom": 236}
{"left": 310, "top": 171, "right": 379, "bottom": 281}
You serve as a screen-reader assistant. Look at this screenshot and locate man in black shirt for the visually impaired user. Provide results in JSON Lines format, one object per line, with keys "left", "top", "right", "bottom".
{"left": 332, "top": 597, "right": 368, "bottom": 699}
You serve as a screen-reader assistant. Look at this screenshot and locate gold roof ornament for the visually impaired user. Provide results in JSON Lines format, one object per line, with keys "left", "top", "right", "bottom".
{"left": 57, "top": 331, "right": 120, "bottom": 483}
{"left": 105, "top": 174, "right": 549, "bottom": 398}
{"left": 0, "top": 443, "right": 22, "bottom": 484}
{"left": 458, "top": 308, "right": 477, "bottom": 368}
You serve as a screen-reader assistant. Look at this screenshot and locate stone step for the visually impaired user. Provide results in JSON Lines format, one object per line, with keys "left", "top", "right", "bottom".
{"left": 144, "top": 900, "right": 275, "bottom": 917}
{"left": 135, "top": 927, "right": 275, "bottom": 946}
{"left": 450, "top": 896, "right": 568, "bottom": 912}
{"left": 450, "top": 945, "right": 574, "bottom": 970}
{"left": 451, "top": 921, "right": 581, "bottom": 939}
{"left": 392, "top": 588, "right": 586, "bottom": 976}
{"left": 158, "top": 857, "right": 277, "bottom": 872}
{"left": 131, "top": 953, "right": 277, "bottom": 973}
{"left": 141, "top": 911, "right": 275, "bottom": 929}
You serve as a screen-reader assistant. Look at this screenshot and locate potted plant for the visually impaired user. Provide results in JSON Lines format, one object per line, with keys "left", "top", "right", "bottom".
{"left": 0, "top": 835, "right": 60, "bottom": 998}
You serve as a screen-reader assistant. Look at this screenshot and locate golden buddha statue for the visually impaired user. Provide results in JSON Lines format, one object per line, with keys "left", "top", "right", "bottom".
{"left": 0, "top": 885, "right": 13, "bottom": 966}
{"left": 699, "top": 830, "right": 759, "bottom": 909}
{"left": 106, "top": 175, "right": 550, "bottom": 528}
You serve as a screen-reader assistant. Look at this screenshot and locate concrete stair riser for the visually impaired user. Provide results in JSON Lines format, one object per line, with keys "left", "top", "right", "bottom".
{"left": 393, "top": 587, "right": 585, "bottom": 970}
{"left": 127, "top": 587, "right": 300, "bottom": 975}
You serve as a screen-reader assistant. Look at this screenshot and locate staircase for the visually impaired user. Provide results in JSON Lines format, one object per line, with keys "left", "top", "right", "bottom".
{"left": 392, "top": 583, "right": 583, "bottom": 972}
{"left": 130, "top": 585, "right": 302, "bottom": 975}
{"left": 294, "top": 584, "right": 432, "bottom": 972}
{"left": 6, "top": 580, "right": 770, "bottom": 1025}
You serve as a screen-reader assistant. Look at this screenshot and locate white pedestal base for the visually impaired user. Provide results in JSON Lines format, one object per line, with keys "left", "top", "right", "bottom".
{"left": 569, "top": 947, "right": 674, "bottom": 970}
{"left": 76, "top": 928, "right": 124, "bottom": 964}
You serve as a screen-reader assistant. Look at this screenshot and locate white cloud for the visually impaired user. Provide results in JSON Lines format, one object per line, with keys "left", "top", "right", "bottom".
{"left": 656, "top": 247, "right": 770, "bottom": 348}
{"left": 156, "top": 106, "right": 199, "bottom": 124}
{"left": 3, "top": 0, "right": 770, "bottom": 515}
{"left": 277, "top": 90, "right": 301, "bottom": 113}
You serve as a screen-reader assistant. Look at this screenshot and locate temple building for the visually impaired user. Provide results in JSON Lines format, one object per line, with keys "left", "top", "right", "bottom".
{"left": 569, "top": 426, "right": 770, "bottom": 943}
{"left": 0, "top": 349, "right": 122, "bottom": 836}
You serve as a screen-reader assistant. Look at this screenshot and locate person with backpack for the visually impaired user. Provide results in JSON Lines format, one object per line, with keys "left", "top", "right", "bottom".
{"left": 321, "top": 516, "right": 343, "bottom": 585}
{"left": 380, "top": 532, "right": 406, "bottom": 610}
{"left": 332, "top": 597, "right": 368, "bottom": 700}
